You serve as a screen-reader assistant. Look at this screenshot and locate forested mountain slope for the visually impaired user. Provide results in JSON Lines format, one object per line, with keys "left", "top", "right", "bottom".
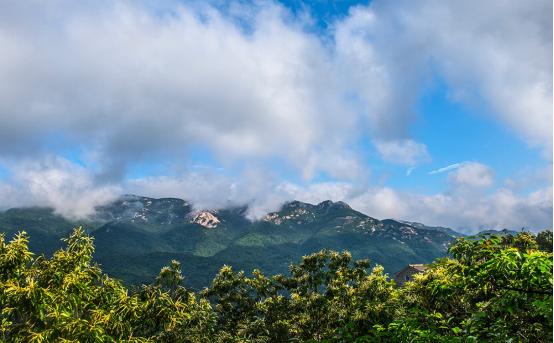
{"left": 1, "top": 195, "right": 460, "bottom": 288}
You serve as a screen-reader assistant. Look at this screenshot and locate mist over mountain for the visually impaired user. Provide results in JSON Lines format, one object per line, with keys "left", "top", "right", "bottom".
{"left": 0, "top": 195, "right": 466, "bottom": 289}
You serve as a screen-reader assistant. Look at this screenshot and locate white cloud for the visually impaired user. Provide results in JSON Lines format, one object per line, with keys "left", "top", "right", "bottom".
{"left": 121, "top": 162, "right": 550, "bottom": 232}
{"left": 504, "top": 164, "right": 553, "bottom": 192}
{"left": 0, "top": 0, "right": 549, "bottom": 178}
{"left": 448, "top": 162, "right": 495, "bottom": 189}
{"left": 342, "top": 0, "right": 553, "bottom": 154}
{"left": 0, "top": 1, "right": 365, "bottom": 180}
{"left": 374, "top": 139, "right": 430, "bottom": 166}
{"left": 0, "top": 157, "right": 549, "bottom": 232}
{"left": 347, "top": 185, "right": 552, "bottom": 233}
{"left": 0, "top": 157, "right": 120, "bottom": 219}
{"left": 125, "top": 167, "right": 295, "bottom": 220}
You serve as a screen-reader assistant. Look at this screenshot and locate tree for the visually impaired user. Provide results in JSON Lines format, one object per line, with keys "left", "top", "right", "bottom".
{"left": 536, "top": 230, "right": 553, "bottom": 253}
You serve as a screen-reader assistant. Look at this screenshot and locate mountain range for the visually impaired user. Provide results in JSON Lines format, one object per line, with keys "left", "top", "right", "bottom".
{"left": 0, "top": 195, "right": 466, "bottom": 289}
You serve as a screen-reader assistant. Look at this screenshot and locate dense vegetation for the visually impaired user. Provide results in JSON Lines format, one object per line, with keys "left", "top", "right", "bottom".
{"left": 0, "top": 228, "right": 551, "bottom": 342}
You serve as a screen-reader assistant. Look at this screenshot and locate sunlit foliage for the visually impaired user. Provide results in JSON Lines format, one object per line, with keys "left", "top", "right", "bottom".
{"left": 0, "top": 227, "right": 551, "bottom": 342}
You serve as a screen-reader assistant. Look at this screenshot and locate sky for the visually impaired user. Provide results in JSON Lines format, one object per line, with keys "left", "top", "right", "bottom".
{"left": 0, "top": 0, "right": 552, "bottom": 233}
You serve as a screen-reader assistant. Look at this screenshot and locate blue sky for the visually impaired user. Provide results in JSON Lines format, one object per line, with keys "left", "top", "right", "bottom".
{"left": 0, "top": 0, "right": 551, "bottom": 232}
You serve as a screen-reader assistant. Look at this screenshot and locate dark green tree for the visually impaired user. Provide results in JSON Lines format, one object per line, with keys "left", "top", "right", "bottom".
{"left": 536, "top": 230, "right": 553, "bottom": 253}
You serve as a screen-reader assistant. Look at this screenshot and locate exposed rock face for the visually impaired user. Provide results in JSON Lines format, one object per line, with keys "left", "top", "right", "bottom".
{"left": 263, "top": 212, "right": 282, "bottom": 225}
{"left": 192, "top": 211, "right": 220, "bottom": 229}
{"left": 262, "top": 208, "right": 313, "bottom": 225}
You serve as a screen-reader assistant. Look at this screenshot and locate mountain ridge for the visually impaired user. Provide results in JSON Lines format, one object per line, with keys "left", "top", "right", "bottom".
{"left": 1, "top": 195, "right": 464, "bottom": 289}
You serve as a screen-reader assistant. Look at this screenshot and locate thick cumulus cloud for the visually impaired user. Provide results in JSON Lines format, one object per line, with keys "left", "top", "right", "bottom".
{"left": 0, "top": 0, "right": 551, "bottom": 230}
{"left": 0, "top": 0, "right": 362, "bottom": 178}
{"left": 2, "top": 0, "right": 550, "bottom": 171}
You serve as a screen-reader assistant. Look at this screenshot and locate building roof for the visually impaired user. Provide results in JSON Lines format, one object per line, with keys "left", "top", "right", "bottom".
{"left": 394, "top": 264, "right": 428, "bottom": 277}
{"left": 409, "top": 264, "right": 428, "bottom": 272}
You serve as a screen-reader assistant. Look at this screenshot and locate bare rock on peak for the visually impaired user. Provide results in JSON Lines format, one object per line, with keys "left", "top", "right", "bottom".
{"left": 191, "top": 211, "right": 220, "bottom": 229}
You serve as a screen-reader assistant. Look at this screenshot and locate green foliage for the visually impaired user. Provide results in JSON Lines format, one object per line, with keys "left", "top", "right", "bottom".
{"left": 377, "top": 232, "right": 553, "bottom": 342}
{"left": 0, "top": 227, "right": 552, "bottom": 342}
{"left": 203, "top": 250, "right": 397, "bottom": 342}
{"left": 537, "top": 230, "right": 553, "bottom": 253}
{"left": 0, "top": 228, "right": 215, "bottom": 342}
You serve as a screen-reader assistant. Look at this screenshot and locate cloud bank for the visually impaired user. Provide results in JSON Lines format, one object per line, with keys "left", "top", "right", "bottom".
{"left": 0, "top": 157, "right": 549, "bottom": 232}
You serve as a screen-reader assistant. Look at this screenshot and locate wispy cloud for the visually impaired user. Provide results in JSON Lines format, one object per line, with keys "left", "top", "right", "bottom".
{"left": 429, "top": 162, "right": 465, "bottom": 175}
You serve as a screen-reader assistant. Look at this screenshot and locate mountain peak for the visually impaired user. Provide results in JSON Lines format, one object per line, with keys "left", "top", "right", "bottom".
{"left": 282, "top": 200, "right": 312, "bottom": 209}
{"left": 317, "top": 200, "right": 334, "bottom": 208}
{"left": 316, "top": 200, "right": 351, "bottom": 211}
